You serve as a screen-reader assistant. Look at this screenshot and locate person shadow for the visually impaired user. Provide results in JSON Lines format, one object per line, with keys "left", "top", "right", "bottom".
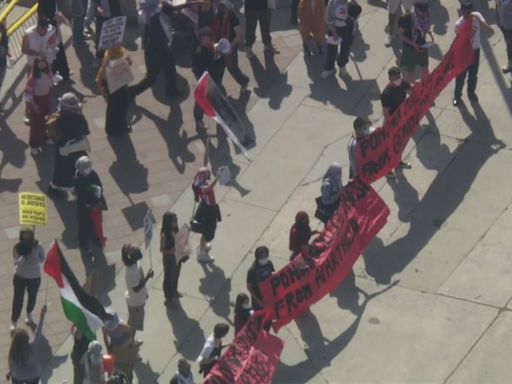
{"left": 430, "top": 0, "right": 450, "bottom": 37}
{"left": 133, "top": 360, "right": 160, "bottom": 383}
{"left": 73, "top": 44, "right": 99, "bottom": 94}
{"left": 81, "top": 248, "right": 117, "bottom": 308}
{"left": 166, "top": 302, "right": 206, "bottom": 360}
{"left": 386, "top": 168, "right": 420, "bottom": 223}
{"left": 198, "top": 262, "right": 232, "bottom": 324}
{"left": 0, "top": 119, "right": 26, "bottom": 193}
{"left": 38, "top": 334, "right": 68, "bottom": 384}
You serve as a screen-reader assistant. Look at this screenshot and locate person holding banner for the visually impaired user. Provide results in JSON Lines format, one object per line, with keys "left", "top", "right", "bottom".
{"left": 160, "top": 211, "right": 182, "bottom": 307}
{"left": 315, "top": 163, "right": 343, "bottom": 223}
{"left": 289, "top": 211, "right": 319, "bottom": 259}
{"left": 398, "top": 0, "right": 434, "bottom": 84}
{"left": 92, "top": 0, "right": 122, "bottom": 68}
{"left": 96, "top": 45, "right": 132, "bottom": 136}
{"left": 246, "top": 246, "right": 275, "bottom": 311}
{"left": 496, "top": 0, "right": 512, "bottom": 74}
{"left": 234, "top": 293, "right": 253, "bottom": 333}
{"left": 197, "top": 323, "right": 230, "bottom": 377}
{"left": 10, "top": 228, "right": 46, "bottom": 333}
{"left": 348, "top": 116, "right": 374, "bottom": 180}
{"left": 453, "top": 0, "right": 493, "bottom": 107}
{"left": 73, "top": 156, "right": 108, "bottom": 254}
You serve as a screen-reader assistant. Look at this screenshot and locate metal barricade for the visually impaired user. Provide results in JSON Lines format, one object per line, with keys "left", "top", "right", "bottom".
{"left": 5, "top": 3, "right": 39, "bottom": 64}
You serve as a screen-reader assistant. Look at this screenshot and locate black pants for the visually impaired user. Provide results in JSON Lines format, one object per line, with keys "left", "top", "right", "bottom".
{"left": 227, "top": 45, "right": 249, "bottom": 86}
{"left": 95, "top": 15, "right": 108, "bottom": 60}
{"left": 163, "top": 256, "right": 181, "bottom": 300}
{"left": 324, "top": 26, "right": 354, "bottom": 70}
{"left": 290, "top": 0, "right": 299, "bottom": 22}
{"left": 245, "top": 8, "right": 272, "bottom": 48}
{"left": 500, "top": 26, "right": 512, "bottom": 61}
{"left": 454, "top": 48, "right": 480, "bottom": 98}
{"left": 11, "top": 275, "right": 41, "bottom": 323}
{"left": 130, "top": 47, "right": 178, "bottom": 96}
{"left": 52, "top": 42, "right": 70, "bottom": 79}
{"left": 105, "top": 86, "right": 129, "bottom": 136}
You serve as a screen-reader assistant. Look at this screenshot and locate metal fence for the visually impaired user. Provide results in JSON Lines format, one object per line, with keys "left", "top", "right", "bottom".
{"left": 6, "top": 4, "right": 38, "bottom": 63}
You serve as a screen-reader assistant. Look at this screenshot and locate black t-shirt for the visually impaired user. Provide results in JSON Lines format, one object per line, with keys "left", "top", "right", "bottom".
{"left": 398, "top": 13, "right": 427, "bottom": 45}
{"left": 246, "top": 262, "right": 275, "bottom": 300}
{"left": 244, "top": 0, "right": 268, "bottom": 12}
{"left": 381, "top": 81, "right": 411, "bottom": 115}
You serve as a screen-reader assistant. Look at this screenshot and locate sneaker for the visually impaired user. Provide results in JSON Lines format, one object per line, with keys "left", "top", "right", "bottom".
{"left": 320, "top": 69, "right": 335, "bottom": 79}
{"left": 468, "top": 92, "right": 479, "bottom": 102}
{"left": 339, "top": 67, "right": 349, "bottom": 77}
{"left": 25, "top": 313, "right": 36, "bottom": 326}
{"left": 246, "top": 48, "right": 255, "bottom": 59}
{"left": 452, "top": 97, "right": 461, "bottom": 107}
{"left": 10, "top": 322, "right": 16, "bottom": 333}
{"left": 264, "top": 45, "right": 280, "bottom": 54}
{"left": 399, "top": 161, "right": 412, "bottom": 169}
{"left": 386, "top": 171, "right": 396, "bottom": 179}
{"left": 197, "top": 248, "right": 215, "bottom": 263}
{"left": 133, "top": 339, "right": 143, "bottom": 347}
{"left": 24, "top": 117, "right": 30, "bottom": 125}
{"left": 384, "top": 35, "right": 392, "bottom": 47}
{"left": 502, "top": 61, "right": 512, "bottom": 74}
{"left": 30, "top": 148, "right": 40, "bottom": 155}
{"left": 205, "top": 243, "right": 212, "bottom": 252}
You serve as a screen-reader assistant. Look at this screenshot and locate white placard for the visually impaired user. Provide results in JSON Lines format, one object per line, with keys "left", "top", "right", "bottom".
{"left": 105, "top": 58, "right": 134, "bottom": 93}
{"left": 175, "top": 224, "right": 191, "bottom": 263}
{"left": 98, "top": 16, "right": 127, "bottom": 50}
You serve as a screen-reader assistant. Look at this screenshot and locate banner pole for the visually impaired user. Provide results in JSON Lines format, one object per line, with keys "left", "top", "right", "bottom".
{"left": 148, "top": 241, "right": 153, "bottom": 270}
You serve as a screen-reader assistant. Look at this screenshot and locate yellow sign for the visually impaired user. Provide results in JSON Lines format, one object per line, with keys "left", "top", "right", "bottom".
{"left": 19, "top": 192, "right": 47, "bottom": 226}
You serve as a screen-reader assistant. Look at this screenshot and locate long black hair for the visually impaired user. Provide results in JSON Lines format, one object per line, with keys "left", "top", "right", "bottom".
{"left": 161, "top": 211, "right": 178, "bottom": 235}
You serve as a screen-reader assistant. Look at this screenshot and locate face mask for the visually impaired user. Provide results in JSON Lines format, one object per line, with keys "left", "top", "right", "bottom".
{"left": 362, "top": 126, "right": 373, "bottom": 136}
{"left": 242, "top": 301, "right": 251, "bottom": 310}
{"left": 258, "top": 257, "right": 270, "bottom": 266}
{"left": 81, "top": 167, "right": 92, "bottom": 176}
{"left": 392, "top": 78, "right": 402, "bottom": 87}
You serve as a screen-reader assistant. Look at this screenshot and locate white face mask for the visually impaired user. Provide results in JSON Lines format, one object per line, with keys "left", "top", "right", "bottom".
{"left": 363, "top": 126, "right": 373, "bottom": 136}
{"left": 81, "top": 167, "right": 92, "bottom": 176}
{"left": 258, "top": 257, "right": 270, "bottom": 266}
{"left": 242, "top": 301, "right": 251, "bottom": 310}
{"left": 392, "top": 78, "right": 402, "bottom": 86}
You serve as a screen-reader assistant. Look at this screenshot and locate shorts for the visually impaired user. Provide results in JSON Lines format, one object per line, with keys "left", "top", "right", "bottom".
{"left": 400, "top": 44, "right": 429, "bottom": 72}
{"left": 388, "top": 0, "right": 414, "bottom": 14}
{"left": 127, "top": 305, "right": 145, "bottom": 331}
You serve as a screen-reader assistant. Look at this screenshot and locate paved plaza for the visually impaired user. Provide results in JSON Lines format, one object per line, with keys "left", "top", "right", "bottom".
{"left": 1, "top": 0, "right": 512, "bottom": 383}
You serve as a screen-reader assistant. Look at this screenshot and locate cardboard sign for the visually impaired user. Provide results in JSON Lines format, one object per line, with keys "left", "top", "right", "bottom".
{"left": 105, "top": 58, "right": 134, "bottom": 93}
{"left": 354, "top": 20, "right": 474, "bottom": 183}
{"left": 175, "top": 224, "right": 191, "bottom": 263}
{"left": 19, "top": 192, "right": 47, "bottom": 226}
{"left": 205, "top": 317, "right": 284, "bottom": 384}
{"left": 259, "top": 178, "right": 390, "bottom": 331}
{"left": 98, "top": 16, "right": 126, "bottom": 50}
{"left": 143, "top": 210, "right": 153, "bottom": 249}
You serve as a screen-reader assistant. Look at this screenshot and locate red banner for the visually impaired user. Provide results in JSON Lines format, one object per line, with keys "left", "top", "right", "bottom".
{"left": 259, "top": 178, "right": 390, "bottom": 331}
{"left": 205, "top": 317, "right": 284, "bottom": 384}
{"left": 355, "top": 20, "right": 475, "bottom": 183}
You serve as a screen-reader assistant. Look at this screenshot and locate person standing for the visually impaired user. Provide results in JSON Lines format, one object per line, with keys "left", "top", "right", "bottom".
{"left": 384, "top": 0, "right": 413, "bottom": 47}
{"left": 298, "top": 0, "right": 326, "bottom": 55}
{"left": 192, "top": 139, "right": 221, "bottom": 262}
{"left": 24, "top": 57, "right": 54, "bottom": 155}
{"left": 71, "top": 0, "right": 89, "bottom": 46}
{"left": 122, "top": 244, "right": 154, "bottom": 338}
{"left": 453, "top": 0, "right": 493, "bottom": 106}
{"left": 37, "top": 0, "right": 71, "bottom": 80}
{"left": 47, "top": 92, "right": 91, "bottom": 198}
{"left": 398, "top": 0, "right": 434, "bottom": 84}
{"left": 496, "top": 0, "right": 512, "bottom": 73}
{"left": 161, "top": 212, "right": 182, "bottom": 307}
{"left": 212, "top": 0, "right": 250, "bottom": 91}
{"left": 7, "top": 305, "right": 47, "bottom": 384}
{"left": 92, "top": 0, "right": 122, "bottom": 68}
{"left": 347, "top": 116, "right": 374, "bottom": 180}
{"left": 321, "top": 0, "right": 361, "bottom": 79}
{"left": 315, "top": 162, "right": 343, "bottom": 223}
{"left": 380, "top": 66, "right": 412, "bottom": 177}
{"left": 129, "top": 0, "right": 181, "bottom": 100}
{"left": 10, "top": 228, "right": 45, "bottom": 333}
{"left": 233, "top": 293, "right": 252, "bottom": 333}
{"left": 246, "top": 246, "right": 274, "bottom": 311}
{"left": 244, "top": 0, "right": 279, "bottom": 58}
{"left": 96, "top": 45, "right": 132, "bottom": 136}
{"left": 170, "top": 359, "right": 195, "bottom": 384}
{"left": 73, "top": 156, "right": 107, "bottom": 254}
{"left": 196, "top": 323, "right": 230, "bottom": 378}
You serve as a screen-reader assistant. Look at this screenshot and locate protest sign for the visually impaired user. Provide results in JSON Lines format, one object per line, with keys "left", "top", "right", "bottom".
{"left": 354, "top": 20, "right": 474, "bottom": 183}
{"left": 105, "top": 58, "right": 134, "bottom": 94}
{"left": 175, "top": 224, "right": 191, "bottom": 263}
{"left": 259, "top": 178, "right": 390, "bottom": 331}
{"left": 205, "top": 317, "right": 284, "bottom": 384}
{"left": 98, "top": 16, "right": 126, "bottom": 50}
{"left": 143, "top": 210, "right": 153, "bottom": 249}
{"left": 19, "top": 192, "right": 47, "bottom": 226}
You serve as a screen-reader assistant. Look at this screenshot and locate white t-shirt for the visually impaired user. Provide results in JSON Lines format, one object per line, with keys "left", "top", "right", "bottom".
{"left": 125, "top": 263, "right": 147, "bottom": 307}
{"left": 455, "top": 12, "right": 485, "bottom": 50}
{"left": 196, "top": 334, "right": 220, "bottom": 363}
{"left": 25, "top": 24, "right": 57, "bottom": 65}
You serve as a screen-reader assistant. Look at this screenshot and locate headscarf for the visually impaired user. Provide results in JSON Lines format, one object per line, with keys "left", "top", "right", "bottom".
{"left": 321, "top": 162, "right": 343, "bottom": 205}
{"left": 58, "top": 92, "right": 82, "bottom": 113}
{"left": 75, "top": 156, "right": 93, "bottom": 174}
{"left": 194, "top": 167, "right": 211, "bottom": 187}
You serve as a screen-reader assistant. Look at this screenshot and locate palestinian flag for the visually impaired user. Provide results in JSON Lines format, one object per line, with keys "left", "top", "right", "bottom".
{"left": 44, "top": 241, "right": 106, "bottom": 341}
{"left": 194, "top": 71, "right": 250, "bottom": 160}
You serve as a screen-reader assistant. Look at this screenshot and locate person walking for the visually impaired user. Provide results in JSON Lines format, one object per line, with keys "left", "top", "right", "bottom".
{"left": 298, "top": 0, "right": 326, "bottom": 55}
{"left": 10, "top": 228, "right": 45, "bottom": 333}
{"left": 496, "top": 0, "right": 512, "bottom": 73}
{"left": 196, "top": 323, "right": 230, "bottom": 378}
{"left": 129, "top": 0, "right": 181, "bottom": 100}
{"left": 24, "top": 57, "right": 54, "bottom": 156}
{"left": 192, "top": 139, "right": 221, "bottom": 262}
{"left": 73, "top": 156, "right": 107, "bottom": 255}
{"left": 161, "top": 212, "right": 183, "bottom": 307}
{"left": 7, "top": 305, "right": 47, "bottom": 384}
{"left": 246, "top": 246, "right": 274, "bottom": 311}
{"left": 384, "top": 0, "right": 413, "bottom": 47}
{"left": 321, "top": 0, "right": 361, "bottom": 78}
{"left": 233, "top": 292, "right": 252, "bottom": 333}
{"left": 122, "top": 244, "right": 154, "bottom": 338}
{"left": 47, "top": 92, "right": 91, "bottom": 198}
{"left": 380, "top": 66, "right": 412, "bottom": 177}
{"left": 453, "top": 0, "right": 493, "bottom": 106}
{"left": 244, "top": 0, "right": 279, "bottom": 58}
{"left": 96, "top": 45, "right": 132, "bottom": 136}
{"left": 398, "top": 0, "right": 434, "bottom": 84}
{"left": 212, "top": 0, "right": 250, "bottom": 91}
